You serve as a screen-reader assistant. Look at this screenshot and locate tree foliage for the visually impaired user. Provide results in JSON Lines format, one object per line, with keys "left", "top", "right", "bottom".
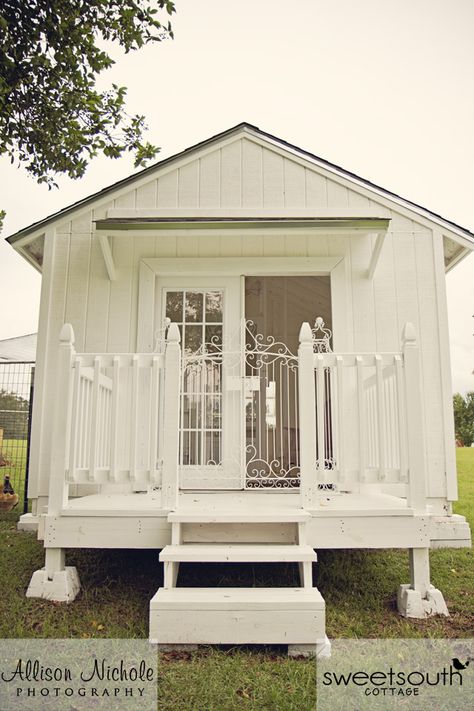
{"left": 0, "top": 0, "right": 175, "bottom": 186}
{"left": 0, "top": 389, "right": 29, "bottom": 440}
{"left": 453, "top": 392, "right": 474, "bottom": 447}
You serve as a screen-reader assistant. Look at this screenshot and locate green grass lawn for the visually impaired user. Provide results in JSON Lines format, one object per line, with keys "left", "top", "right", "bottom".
{"left": 0, "top": 438, "right": 27, "bottom": 513}
{"left": 0, "top": 449, "right": 473, "bottom": 710}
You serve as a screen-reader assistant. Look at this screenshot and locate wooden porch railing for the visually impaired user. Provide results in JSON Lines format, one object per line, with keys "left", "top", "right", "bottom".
{"left": 49, "top": 320, "right": 427, "bottom": 515}
{"left": 298, "top": 321, "right": 427, "bottom": 512}
{"left": 48, "top": 323, "right": 182, "bottom": 511}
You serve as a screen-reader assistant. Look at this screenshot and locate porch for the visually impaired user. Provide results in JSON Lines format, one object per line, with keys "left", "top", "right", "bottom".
{"left": 46, "top": 314, "right": 427, "bottom": 515}
{"left": 26, "top": 317, "right": 450, "bottom": 649}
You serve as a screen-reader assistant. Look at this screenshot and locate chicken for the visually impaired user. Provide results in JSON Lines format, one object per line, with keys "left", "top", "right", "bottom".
{"left": 0, "top": 475, "right": 19, "bottom": 511}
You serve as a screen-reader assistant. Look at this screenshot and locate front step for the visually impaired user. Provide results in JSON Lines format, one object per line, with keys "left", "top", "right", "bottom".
{"left": 150, "top": 587, "right": 326, "bottom": 645}
{"left": 160, "top": 543, "right": 317, "bottom": 563}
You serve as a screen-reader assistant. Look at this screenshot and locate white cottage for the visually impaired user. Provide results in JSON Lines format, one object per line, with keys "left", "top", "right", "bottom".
{"left": 7, "top": 123, "right": 473, "bottom": 654}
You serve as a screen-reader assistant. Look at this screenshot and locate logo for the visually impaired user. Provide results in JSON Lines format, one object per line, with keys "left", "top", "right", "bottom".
{"left": 322, "top": 656, "right": 472, "bottom": 698}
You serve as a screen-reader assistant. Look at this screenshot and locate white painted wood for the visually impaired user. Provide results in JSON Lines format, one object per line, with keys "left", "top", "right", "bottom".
{"left": 65, "top": 230, "right": 92, "bottom": 351}
{"left": 395, "top": 355, "right": 408, "bottom": 481}
{"left": 98, "top": 234, "right": 116, "bottom": 280}
{"left": 375, "top": 355, "right": 386, "bottom": 480}
{"left": 159, "top": 544, "right": 316, "bottom": 563}
{"left": 149, "top": 356, "right": 161, "bottom": 485}
{"left": 402, "top": 323, "right": 427, "bottom": 514}
{"left": 168, "top": 509, "right": 310, "bottom": 523}
{"left": 161, "top": 323, "right": 181, "bottom": 510}
{"left": 110, "top": 356, "right": 120, "bottom": 481}
{"left": 432, "top": 229, "right": 458, "bottom": 502}
{"left": 88, "top": 357, "right": 102, "bottom": 481}
{"left": 48, "top": 324, "right": 75, "bottom": 515}
{"left": 366, "top": 232, "right": 386, "bottom": 278}
{"left": 356, "top": 356, "right": 366, "bottom": 480}
{"left": 315, "top": 354, "right": 325, "bottom": 479}
{"left": 298, "top": 323, "right": 317, "bottom": 507}
{"left": 149, "top": 587, "right": 325, "bottom": 645}
{"left": 151, "top": 586, "right": 325, "bottom": 610}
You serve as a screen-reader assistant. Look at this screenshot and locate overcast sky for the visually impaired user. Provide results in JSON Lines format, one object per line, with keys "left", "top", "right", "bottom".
{"left": 0, "top": 0, "right": 472, "bottom": 392}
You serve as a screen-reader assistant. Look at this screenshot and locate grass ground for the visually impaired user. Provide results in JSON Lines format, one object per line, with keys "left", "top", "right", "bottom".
{"left": 0, "top": 438, "right": 27, "bottom": 512}
{"left": 0, "top": 450, "right": 472, "bottom": 709}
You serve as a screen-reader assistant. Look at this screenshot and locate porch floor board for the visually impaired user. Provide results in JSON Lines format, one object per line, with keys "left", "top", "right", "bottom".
{"left": 61, "top": 490, "right": 414, "bottom": 518}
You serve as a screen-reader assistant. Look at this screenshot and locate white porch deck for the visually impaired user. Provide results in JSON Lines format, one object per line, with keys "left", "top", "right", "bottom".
{"left": 62, "top": 489, "right": 413, "bottom": 518}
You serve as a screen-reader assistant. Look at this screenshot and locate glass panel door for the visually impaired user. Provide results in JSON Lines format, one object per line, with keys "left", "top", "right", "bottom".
{"left": 157, "top": 277, "right": 242, "bottom": 489}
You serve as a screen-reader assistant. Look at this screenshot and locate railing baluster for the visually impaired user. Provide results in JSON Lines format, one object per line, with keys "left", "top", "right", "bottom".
{"left": 375, "top": 355, "right": 386, "bottom": 480}
{"left": 68, "top": 361, "right": 81, "bottom": 482}
{"left": 88, "top": 356, "right": 101, "bottom": 482}
{"left": 356, "top": 356, "right": 365, "bottom": 480}
{"left": 130, "top": 355, "right": 139, "bottom": 483}
{"left": 109, "top": 356, "right": 120, "bottom": 481}
{"left": 149, "top": 355, "right": 161, "bottom": 485}
{"left": 395, "top": 355, "right": 408, "bottom": 481}
{"left": 316, "top": 354, "right": 325, "bottom": 479}
{"left": 335, "top": 356, "right": 344, "bottom": 480}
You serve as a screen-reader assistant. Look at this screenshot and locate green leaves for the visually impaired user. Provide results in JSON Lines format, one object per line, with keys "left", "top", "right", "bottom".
{"left": 0, "top": 0, "right": 176, "bottom": 186}
{"left": 453, "top": 392, "right": 474, "bottom": 447}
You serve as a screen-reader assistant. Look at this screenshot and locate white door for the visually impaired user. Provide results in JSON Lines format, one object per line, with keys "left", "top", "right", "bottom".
{"left": 157, "top": 276, "right": 243, "bottom": 489}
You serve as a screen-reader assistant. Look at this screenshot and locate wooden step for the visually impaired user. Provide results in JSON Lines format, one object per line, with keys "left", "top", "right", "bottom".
{"left": 150, "top": 587, "right": 326, "bottom": 644}
{"left": 159, "top": 544, "right": 317, "bottom": 563}
{"left": 168, "top": 509, "right": 310, "bottom": 524}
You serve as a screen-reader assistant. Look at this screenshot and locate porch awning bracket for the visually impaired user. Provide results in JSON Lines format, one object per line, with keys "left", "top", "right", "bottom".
{"left": 366, "top": 232, "right": 387, "bottom": 279}
{"left": 98, "top": 233, "right": 116, "bottom": 281}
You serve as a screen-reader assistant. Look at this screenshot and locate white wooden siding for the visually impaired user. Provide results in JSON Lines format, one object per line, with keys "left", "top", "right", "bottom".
{"left": 32, "top": 134, "right": 451, "bottom": 504}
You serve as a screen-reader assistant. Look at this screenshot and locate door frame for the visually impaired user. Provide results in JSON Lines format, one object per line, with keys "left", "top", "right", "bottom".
{"left": 137, "top": 256, "right": 348, "bottom": 352}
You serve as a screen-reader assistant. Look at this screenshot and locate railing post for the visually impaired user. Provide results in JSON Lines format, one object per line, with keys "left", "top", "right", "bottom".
{"left": 161, "top": 323, "right": 181, "bottom": 511}
{"left": 402, "top": 322, "right": 427, "bottom": 513}
{"left": 48, "top": 323, "right": 76, "bottom": 516}
{"left": 298, "top": 322, "right": 317, "bottom": 508}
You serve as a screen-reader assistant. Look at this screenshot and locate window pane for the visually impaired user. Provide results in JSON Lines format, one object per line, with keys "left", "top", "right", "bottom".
{"left": 204, "top": 431, "right": 221, "bottom": 465}
{"left": 165, "top": 292, "right": 183, "bottom": 322}
{"left": 205, "top": 291, "right": 223, "bottom": 322}
{"left": 185, "top": 292, "right": 203, "bottom": 322}
{"left": 184, "top": 324, "right": 203, "bottom": 355}
{"left": 182, "top": 395, "right": 201, "bottom": 429}
{"left": 205, "top": 325, "right": 222, "bottom": 353}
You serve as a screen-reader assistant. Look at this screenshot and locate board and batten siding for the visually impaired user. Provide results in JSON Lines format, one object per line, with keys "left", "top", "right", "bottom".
{"left": 31, "top": 135, "right": 450, "bottom": 506}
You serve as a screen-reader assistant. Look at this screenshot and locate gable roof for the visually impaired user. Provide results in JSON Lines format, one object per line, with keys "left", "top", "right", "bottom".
{"left": 0, "top": 333, "right": 37, "bottom": 362}
{"left": 6, "top": 122, "right": 474, "bottom": 268}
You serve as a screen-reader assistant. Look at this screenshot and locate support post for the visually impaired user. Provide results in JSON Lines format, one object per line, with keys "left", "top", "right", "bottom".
{"left": 161, "top": 323, "right": 181, "bottom": 511}
{"left": 397, "top": 323, "right": 448, "bottom": 618}
{"left": 26, "top": 323, "right": 81, "bottom": 602}
{"left": 401, "top": 323, "right": 427, "bottom": 514}
{"left": 298, "top": 322, "right": 317, "bottom": 509}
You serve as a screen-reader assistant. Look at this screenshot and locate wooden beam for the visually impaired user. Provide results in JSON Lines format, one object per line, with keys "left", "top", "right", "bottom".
{"left": 366, "top": 232, "right": 386, "bottom": 279}
{"left": 98, "top": 233, "right": 116, "bottom": 281}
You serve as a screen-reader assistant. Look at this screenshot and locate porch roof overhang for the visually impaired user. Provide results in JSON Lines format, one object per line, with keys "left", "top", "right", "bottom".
{"left": 95, "top": 208, "right": 390, "bottom": 281}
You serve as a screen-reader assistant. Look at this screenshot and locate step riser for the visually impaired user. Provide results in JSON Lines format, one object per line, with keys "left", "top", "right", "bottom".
{"left": 150, "top": 588, "right": 326, "bottom": 645}
{"left": 180, "top": 522, "right": 297, "bottom": 544}
{"left": 150, "top": 610, "right": 326, "bottom": 645}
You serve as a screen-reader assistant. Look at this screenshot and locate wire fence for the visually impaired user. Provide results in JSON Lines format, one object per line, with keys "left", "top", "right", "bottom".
{"left": 0, "top": 362, "right": 35, "bottom": 514}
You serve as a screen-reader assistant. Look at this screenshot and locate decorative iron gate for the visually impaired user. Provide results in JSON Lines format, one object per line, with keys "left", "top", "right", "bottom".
{"left": 178, "top": 320, "right": 301, "bottom": 490}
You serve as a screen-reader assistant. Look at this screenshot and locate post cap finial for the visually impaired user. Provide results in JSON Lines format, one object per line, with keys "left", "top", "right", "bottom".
{"left": 59, "top": 323, "right": 75, "bottom": 345}
{"left": 167, "top": 322, "right": 181, "bottom": 343}
{"left": 402, "top": 322, "right": 417, "bottom": 344}
{"left": 299, "top": 321, "right": 313, "bottom": 343}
